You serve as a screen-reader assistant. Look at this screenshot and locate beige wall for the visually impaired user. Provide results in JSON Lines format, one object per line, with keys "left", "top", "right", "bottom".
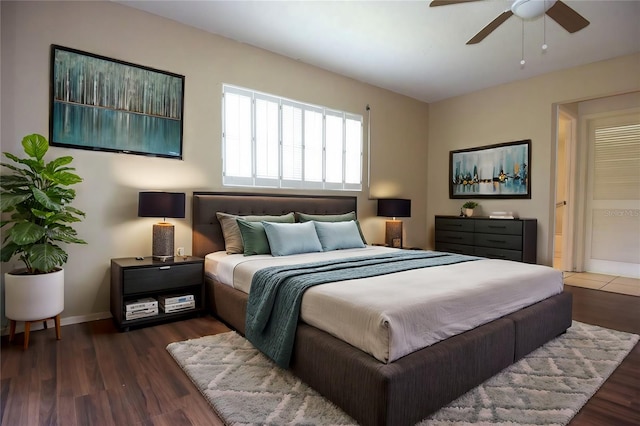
{"left": 0, "top": 1, "right": 428, "bottom": 325}
{"left": 427, "top": 53, "right": 640, "bottom": 265}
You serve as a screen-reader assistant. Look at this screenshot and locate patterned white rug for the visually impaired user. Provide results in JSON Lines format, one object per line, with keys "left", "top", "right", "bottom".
{"left": 167, "top": 321, "right": 638, "bottom": 425}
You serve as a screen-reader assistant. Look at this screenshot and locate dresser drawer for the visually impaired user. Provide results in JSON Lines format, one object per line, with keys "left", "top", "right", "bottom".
{"left": 435, "top": 242, "right": 475, "bottom": 256}
{"left": 474, "top": 219, "right": 522, "bottom": 235}
{"left": 435, "top": 230, "right": 474, "bottom": 245}
{"left": 474, "top": 233, "right": 523, "bottom": 250}
{"left": 474, "top": 246, "right": 523, "bottom": 262}
{"left": 123, "top": 263, "right": 202, "bottom": 295}
{"left": 435, "top": 217, "right": 474, "bottom": 233}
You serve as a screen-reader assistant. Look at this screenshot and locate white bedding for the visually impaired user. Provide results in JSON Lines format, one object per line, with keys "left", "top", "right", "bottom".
{"left": 205, "top": 246, "right": 563, "bottom": 363}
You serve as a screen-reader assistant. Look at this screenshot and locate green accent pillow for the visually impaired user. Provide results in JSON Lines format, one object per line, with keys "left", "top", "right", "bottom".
{"left": 296, "top": 211, "right": 367, "bottom": 245}
{"left": 237, "top": 220, "right": 271, "bottom": 256}
{"left": 216, "top": 212, "right": 295, "bottom": 254}
{"left": 297, "top": 211, "right": 356, "bottom": 223}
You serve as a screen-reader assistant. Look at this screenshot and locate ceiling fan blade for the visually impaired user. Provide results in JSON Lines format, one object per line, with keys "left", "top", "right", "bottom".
{"left": 430, "top": 0, "right": 483, "bottom": 7}
{"left": 545, "top": 0, "right": 589, "bottom": 33}
{"left": 466, "top": 10, "right": 514, "bottom": 44}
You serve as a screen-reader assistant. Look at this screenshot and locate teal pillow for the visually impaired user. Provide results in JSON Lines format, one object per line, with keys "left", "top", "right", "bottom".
{"left": 237, "top": 220, "right": 271, "bottom": 256}
{"left": 297, "top": 211, "right": 367, "bottom": 245}
{"left": 313, "top": 220, "right": 366, "bottom": 251}
{"left": 262, "top": 221, "right": 323, "bottom": 256}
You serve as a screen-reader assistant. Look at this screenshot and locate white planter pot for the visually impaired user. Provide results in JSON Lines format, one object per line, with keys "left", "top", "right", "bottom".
{"left": 4, "top": 269, "right": 64, "bottom": 321}
{"left": 465, "top": 208, "right": 475, "bottom": 217}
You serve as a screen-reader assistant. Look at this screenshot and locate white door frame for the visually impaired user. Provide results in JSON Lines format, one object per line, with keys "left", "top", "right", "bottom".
{"left": 557, "top": 108, "right": 577, "bottom": 272}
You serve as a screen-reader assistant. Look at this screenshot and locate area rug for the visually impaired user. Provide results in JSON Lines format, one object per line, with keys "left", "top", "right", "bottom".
{"left": 166, "top": 321, "right": 638, "bottom": 425}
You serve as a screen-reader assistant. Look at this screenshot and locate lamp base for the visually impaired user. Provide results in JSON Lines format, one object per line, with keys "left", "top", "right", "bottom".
{"left": 152, "top": 222, "right": 174, "bottom": 261}
{"left": 385, "top": 220, "right": 403, "bottom": 248}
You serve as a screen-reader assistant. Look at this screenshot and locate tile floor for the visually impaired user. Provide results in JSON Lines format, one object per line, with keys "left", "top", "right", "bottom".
{"left": 563, "top": 271, "right": 640, "bottom": 297}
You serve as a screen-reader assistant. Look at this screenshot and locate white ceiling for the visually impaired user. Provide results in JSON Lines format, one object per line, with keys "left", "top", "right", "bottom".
{"left": 118, "top": 0, "right": 640, "bottom": 103}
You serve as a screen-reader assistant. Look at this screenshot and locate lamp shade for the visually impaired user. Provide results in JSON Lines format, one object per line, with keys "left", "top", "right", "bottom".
{"left": 138, "top": 192, "right": 185, "bottom": 219}
{"left": 377, "top": 199, "right": 411, "bottom": 218}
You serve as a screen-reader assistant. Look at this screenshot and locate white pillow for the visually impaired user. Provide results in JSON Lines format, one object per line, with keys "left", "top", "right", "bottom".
{"left": 313, "top": 220, "right": 366, "bottom": 251}
{"left": 262, "top": 221, "right": 323, "bottom": 256}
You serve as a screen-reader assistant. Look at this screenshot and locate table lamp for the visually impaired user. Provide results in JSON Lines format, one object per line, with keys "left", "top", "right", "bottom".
{"left": 377, "top": 198, "right": 411, "bottom": 248}
{"left": 138, "top": 191, "right": 186, "bottom": 260}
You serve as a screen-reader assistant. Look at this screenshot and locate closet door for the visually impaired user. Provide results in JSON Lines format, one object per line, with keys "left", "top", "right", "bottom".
{"left": 584, "top": 111, "right": 640, "bottom": 278}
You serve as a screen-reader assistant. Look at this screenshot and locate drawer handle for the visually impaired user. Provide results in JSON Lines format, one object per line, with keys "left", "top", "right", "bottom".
{"left": 488, "top": 253, "right": 507, "bottom": 259}
{"left": 488, "top": 225, "right": 507, "bottom": 229}
{"left": 159, "top": 266, "right": 171, "bottom": 270}
{"left": 487, "top": 239, "right": 506, "bottom": 244}
{"left": 447, "top": 236, "right": 463, "bottom": 240}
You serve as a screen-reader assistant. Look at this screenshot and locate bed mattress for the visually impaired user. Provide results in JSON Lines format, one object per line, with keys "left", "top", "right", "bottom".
{"left": 205, "top": 246, "right": 563, "bottom": 363}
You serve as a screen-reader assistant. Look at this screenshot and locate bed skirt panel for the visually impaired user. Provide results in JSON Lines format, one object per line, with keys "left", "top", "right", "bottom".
{"left": 291, "top": 319, "right": 515, "bottom": 426}
{"left": 507, "top": 291, "right": 573, "bottom": 360}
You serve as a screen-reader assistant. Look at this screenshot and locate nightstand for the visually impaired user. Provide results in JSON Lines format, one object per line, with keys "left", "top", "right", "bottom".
{"left": 110, "top": 256, "right": 205, "bottom": 331}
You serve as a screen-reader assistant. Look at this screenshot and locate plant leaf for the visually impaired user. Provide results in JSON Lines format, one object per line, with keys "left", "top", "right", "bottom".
{"left": 22, "top": 134, "right": 49, "bottom": 161}
{"left": 28, "top": 243, "right": 67, "bottom": 273}
{"left": 0, "top": 241, "right": 21, "bottom": 263}
{"left": 0, "top": 193, "right": 32, "bottom": 212}
{"left": 9, "top": 222, "right": 46, "bottom": 245}
{"left": 32, "top": 187, "right": 62, "bottom": 212}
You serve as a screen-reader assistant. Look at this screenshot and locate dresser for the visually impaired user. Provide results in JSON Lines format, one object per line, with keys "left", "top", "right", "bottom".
{"left": 435, "top": 216, "right": 537, "bottom": 263}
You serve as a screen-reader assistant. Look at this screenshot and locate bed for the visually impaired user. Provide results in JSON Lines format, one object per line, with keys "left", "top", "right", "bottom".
{"left": 192, "top": 192, "right": 573, "bottom": 426}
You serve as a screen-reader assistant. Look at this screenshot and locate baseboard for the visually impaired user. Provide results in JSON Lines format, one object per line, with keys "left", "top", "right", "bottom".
{"left": 1, "top": 311, "right": 112, "bottom": 336}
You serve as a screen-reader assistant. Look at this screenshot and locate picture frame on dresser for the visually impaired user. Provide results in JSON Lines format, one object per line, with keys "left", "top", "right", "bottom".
{"left": 450, "top": 139, "right": 531, "bottom": 199}
{"left": 50, "top": 44, "right": 185, "bottom": 159}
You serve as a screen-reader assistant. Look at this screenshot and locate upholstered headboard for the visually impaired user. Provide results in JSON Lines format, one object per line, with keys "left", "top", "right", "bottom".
{"left": 192, "top": 192, "right": 358, "bottom": 258}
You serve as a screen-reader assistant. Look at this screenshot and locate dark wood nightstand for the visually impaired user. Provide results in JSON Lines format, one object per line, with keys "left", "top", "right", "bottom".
{"left": 110, "top": 256, "right": 205, "bottom": 331}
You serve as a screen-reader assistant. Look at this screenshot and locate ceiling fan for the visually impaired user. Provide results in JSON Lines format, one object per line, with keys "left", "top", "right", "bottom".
{"left": 430, "top": 0, "right": 590, "bottom": 45}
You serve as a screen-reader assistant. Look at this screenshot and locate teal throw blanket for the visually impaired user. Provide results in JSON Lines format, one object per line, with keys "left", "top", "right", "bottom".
{"left": 245, "top": 250, "right": 480, "bottom": 368}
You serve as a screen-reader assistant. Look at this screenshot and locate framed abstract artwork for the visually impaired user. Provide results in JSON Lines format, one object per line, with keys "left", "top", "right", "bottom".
{"left": 49, "top": 45, "right": 185, "bottom": 159}
{"left": 449, "top": 139, "right": 531, "bottom": 199}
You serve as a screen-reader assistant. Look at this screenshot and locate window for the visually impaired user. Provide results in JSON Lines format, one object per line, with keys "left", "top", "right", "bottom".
{"left": 222, "top": 85, "right": 362, "bottom": 191}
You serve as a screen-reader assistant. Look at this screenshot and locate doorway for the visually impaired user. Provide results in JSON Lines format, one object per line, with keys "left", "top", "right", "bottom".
{"left": 553, "top": 108, "right": 576, "bottom": 271}
{"left": 556, "top": 92, "right": 640, "bottom": 279}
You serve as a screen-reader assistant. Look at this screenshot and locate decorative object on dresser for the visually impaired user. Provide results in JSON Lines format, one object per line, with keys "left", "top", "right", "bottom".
{"left": 376, "top": 198, "right": 411, "bottom": 248}
{"left": 462, "top": 201, "right": 479, "bottom": 217}
{"left": 138, "top": 191, "right": 186, "bottom": 260}
{"left": 1, "top": 133, "right": 86, "bottom": 349}
{"left": 450, "top": 139, "right": 531, "bottom": 199}
{"left": 435, "top": 215, "right": 537, "bottom": 263}
{"left": 110, "top": 256, "right": 204, "bottom": 331}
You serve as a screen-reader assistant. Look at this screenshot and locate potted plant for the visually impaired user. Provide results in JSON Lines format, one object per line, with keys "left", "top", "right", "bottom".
{"left": 462, "top": 201, "right": 479, "bottom": 217}
{"left": 1, "top": 133, "right": 86, "bottom": 348}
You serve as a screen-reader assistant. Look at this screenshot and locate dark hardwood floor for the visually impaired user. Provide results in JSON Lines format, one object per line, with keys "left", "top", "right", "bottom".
{"left": 1, "top": 285, "right": 638, "bottom": 426}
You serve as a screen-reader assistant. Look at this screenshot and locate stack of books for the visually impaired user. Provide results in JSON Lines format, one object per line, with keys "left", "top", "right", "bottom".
{"left": 489, "top": 211, "right": 516, "bottom": 219}
{"left": 159, "top": 294, "right": 195, "bottom": 313}
{"left": 124, "top": 297, "right": 158, "bottom": 320}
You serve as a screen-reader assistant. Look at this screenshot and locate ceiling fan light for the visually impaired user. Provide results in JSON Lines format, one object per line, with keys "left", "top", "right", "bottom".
{"left": 511, "top": 0, "right": 557, "bottom": 20}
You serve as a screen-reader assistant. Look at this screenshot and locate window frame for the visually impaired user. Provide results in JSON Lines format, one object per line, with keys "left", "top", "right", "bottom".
{"left": 222, "top": 84, "right": 363, "bottom": 191}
